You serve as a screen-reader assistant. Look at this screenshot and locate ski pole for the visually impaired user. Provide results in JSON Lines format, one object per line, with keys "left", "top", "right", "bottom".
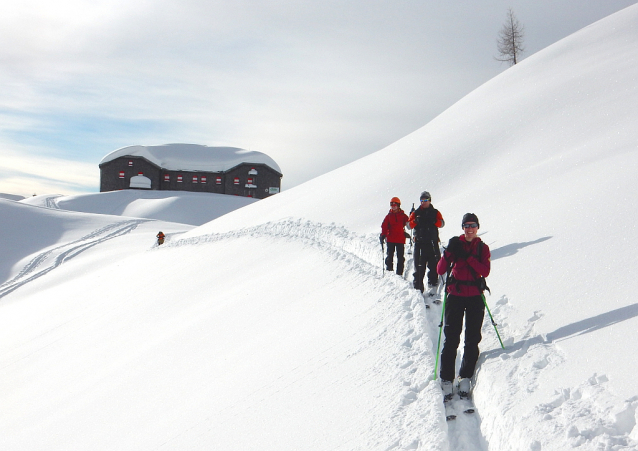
{"left": 381, "top": 240, "right": 385, "bottom": 277}
{"left": 433, "top": 291, "right": 448, "bottom": 380}
{"left": 482, "top": 294, "right": 505, "bottom": 349}
{"left": 408, "top": 203, "right": 415, "bottom": 255}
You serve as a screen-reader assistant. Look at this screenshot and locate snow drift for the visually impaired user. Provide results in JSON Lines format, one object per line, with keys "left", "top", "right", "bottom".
{"left": 22, "top": 190, "right": 257, "bottom": 226}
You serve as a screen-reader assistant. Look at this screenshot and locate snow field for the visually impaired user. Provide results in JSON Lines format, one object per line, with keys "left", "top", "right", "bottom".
{"left": 0, "top": 216, "right": 450, "bottom": 450}
{"left": 3, "top": 4, "right": 638, "bottom": 450}
{"left": 3, "top": 209, "right": 636, "bottom": 449}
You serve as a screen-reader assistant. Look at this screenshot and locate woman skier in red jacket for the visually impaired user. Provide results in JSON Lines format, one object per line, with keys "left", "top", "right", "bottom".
{"left": 380, "top": 197, "right": 409, "bottom": 276}
{"left": 436, "top": 213, "right": 491, "bottom": 399}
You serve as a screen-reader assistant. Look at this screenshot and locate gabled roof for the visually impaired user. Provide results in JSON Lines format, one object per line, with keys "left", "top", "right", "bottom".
{"left": 99, "top": 144, "right": 282, "bottom": 174}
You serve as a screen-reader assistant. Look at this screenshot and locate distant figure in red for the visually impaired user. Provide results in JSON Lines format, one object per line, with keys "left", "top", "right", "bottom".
{"left": 156, "top": 231, "right": 165, "bottom": 245}
{"left": 380, "top": 197, "right": 409, "bottom": 276}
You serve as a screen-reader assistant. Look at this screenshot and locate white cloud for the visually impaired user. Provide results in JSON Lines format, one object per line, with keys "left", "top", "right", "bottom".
{"left": 0, "top": 145, "right": 98, "bottom": 196}
{"left": 0, "top": 0, "right": 635, "bottom": 190}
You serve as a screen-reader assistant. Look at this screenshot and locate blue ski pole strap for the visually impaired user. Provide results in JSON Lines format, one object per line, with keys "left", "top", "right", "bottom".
{"left": 481, "top": 294, "right": 505, "bottom": 349}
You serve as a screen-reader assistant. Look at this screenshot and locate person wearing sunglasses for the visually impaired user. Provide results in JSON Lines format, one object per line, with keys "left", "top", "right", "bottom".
{"left": 436, "top": 213, "right": 491, "bottom": 399}
{"left": 380, "top": 197, "right": 410, "bottom": 275}
{"left": 408, "top": 191, "right": 445, "bottom": 293}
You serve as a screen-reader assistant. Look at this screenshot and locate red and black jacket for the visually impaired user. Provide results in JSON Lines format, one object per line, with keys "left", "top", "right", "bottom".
{"left": 437, "top": 235, "right": 491, "bottom": 296}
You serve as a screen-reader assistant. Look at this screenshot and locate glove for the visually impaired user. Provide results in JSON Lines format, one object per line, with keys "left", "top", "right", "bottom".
{"left": 456, "top": 246, "right": 470, "bottom": 260}
{"left": 446, "top": 237, "right": 469, "bottom": 259}
{"left": 446, "top": 237, "right": 459, "bottom": 253}
{"left": 380, "top": 234, "right": 386, "bottom": 244}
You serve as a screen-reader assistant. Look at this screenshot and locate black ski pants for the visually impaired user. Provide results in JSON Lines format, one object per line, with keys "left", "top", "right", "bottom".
{"left": 413, "top": 239, "right": 440, "bottom": 290}
{"left": 385, "top": 242, "right": 405, "bottom": 275}
{"left": 439, "top": 294, "right": 485, "bottom": 382}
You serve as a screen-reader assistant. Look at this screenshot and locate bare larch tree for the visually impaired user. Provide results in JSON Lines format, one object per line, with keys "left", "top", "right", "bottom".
{"left": 496, "top": 8, "right": 525, "bottom": 65}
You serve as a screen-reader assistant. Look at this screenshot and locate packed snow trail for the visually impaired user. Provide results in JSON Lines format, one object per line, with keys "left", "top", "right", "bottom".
{"left": 426, "top": 281, "right": 488, "bottom": 451}
{"left": 446, "top": 399, "right": 487, "bottom": 451}
{"left": 0, "top": 219, "right": 148, "bottom": 299}
{"left": 166, "top": 218, "right": 492, "bottom": 449}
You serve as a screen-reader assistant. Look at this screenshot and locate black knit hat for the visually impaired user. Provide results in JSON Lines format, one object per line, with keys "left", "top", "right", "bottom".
{"left": 462, "top": 213, "right": 479, "bottom": 227}
{"left": 420, "top": 191, "right": 431, "bottom": 201}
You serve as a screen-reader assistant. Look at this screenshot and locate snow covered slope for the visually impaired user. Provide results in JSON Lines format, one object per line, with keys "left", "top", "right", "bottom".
{"left": 180, "top": 4, "right": 638, "bottom": 448}
{"left": 22, "top": 190, "right": 257, "bottom": 226}
{"left": 0, "top": 193, "right": 25, "bottom": 201}
{"left": 2, "top": 5, "right": 638, "bottom": 451}
{"left": 191, "top": 0, "right": 638, "bottom": 392}
{"left": 0, "top": 199, "right": 192, "bottom": 288}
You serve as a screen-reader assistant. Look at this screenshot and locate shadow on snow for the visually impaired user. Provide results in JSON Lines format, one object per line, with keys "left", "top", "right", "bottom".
{"left": 490, "top": 236, "right": 552, "bottom": 261}
{"left": 480, "top": 303, "right": 638, "bottom": 362}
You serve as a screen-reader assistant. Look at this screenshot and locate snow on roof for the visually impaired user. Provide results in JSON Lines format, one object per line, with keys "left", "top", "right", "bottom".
{"left": 99, "top": 144, "right": 282, "bottom": 174}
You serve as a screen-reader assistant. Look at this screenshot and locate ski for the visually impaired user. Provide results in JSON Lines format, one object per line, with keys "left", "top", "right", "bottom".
{"left": 403, "top": 257, "right": 412, "bottom": 280}
{"left": 442, "top": 381, "right": 456, "bottom": 421}
{"left": 444, "top": 397, "right": 456, "bottom": 421}
{"left": 428, "top": 288, "right": 442, "bottom": 304}
{"left": 443, "top": 389, "right": 476, "bottom": 421}
{"left": 419, "top": 290, "right": 431, "bottom": 309}
{"left": 458, "top": 393, "right": 476, "bottom": 415}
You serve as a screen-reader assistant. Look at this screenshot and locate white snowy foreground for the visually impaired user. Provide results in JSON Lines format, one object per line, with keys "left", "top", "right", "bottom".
{"left": 2, "top": 5, "right": 638, "bottom": 451}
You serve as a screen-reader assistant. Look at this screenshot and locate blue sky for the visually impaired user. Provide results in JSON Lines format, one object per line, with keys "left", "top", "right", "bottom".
{"left": 1, "top": 0, "right": 636, "bottom": 197}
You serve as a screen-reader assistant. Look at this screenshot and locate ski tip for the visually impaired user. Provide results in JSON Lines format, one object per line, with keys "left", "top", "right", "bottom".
{"left": 446, "top": 415, "right": 457, "bottom": 421}
{"left": 464, "top": 409, "right": 475, "bottom": 414}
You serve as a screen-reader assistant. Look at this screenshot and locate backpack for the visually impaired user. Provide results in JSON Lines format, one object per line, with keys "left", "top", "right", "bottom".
{"left": 446, "top": 237, "right": 490, "bottom": 294}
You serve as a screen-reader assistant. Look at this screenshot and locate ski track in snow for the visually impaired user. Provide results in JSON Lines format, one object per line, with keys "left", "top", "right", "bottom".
{"left": 0, "top": 219, "right": 149, "bottom": 300}
{"left": 44, "top": 195, "right": 62, "bottom": 209}
{"left": 165, "top": 218, "right": 638, "bottom": 451}
{"left": 162, "top": 219, "right": 488, "bottom": 450}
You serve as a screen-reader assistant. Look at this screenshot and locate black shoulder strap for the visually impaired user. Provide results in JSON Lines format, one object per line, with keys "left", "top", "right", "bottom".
{"left": 457, "top": 240, "right": 490, "bottom": 294}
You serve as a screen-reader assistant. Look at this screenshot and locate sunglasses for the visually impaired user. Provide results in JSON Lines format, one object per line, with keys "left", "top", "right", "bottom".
{"left": 420, "top": 199, "right": 431, "bottom": 202}
{"left": 463, "top": 223, "right": 479, "bottom": 229}
{"left": 390, "top": 202, "right": 399, "bottom": 206}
